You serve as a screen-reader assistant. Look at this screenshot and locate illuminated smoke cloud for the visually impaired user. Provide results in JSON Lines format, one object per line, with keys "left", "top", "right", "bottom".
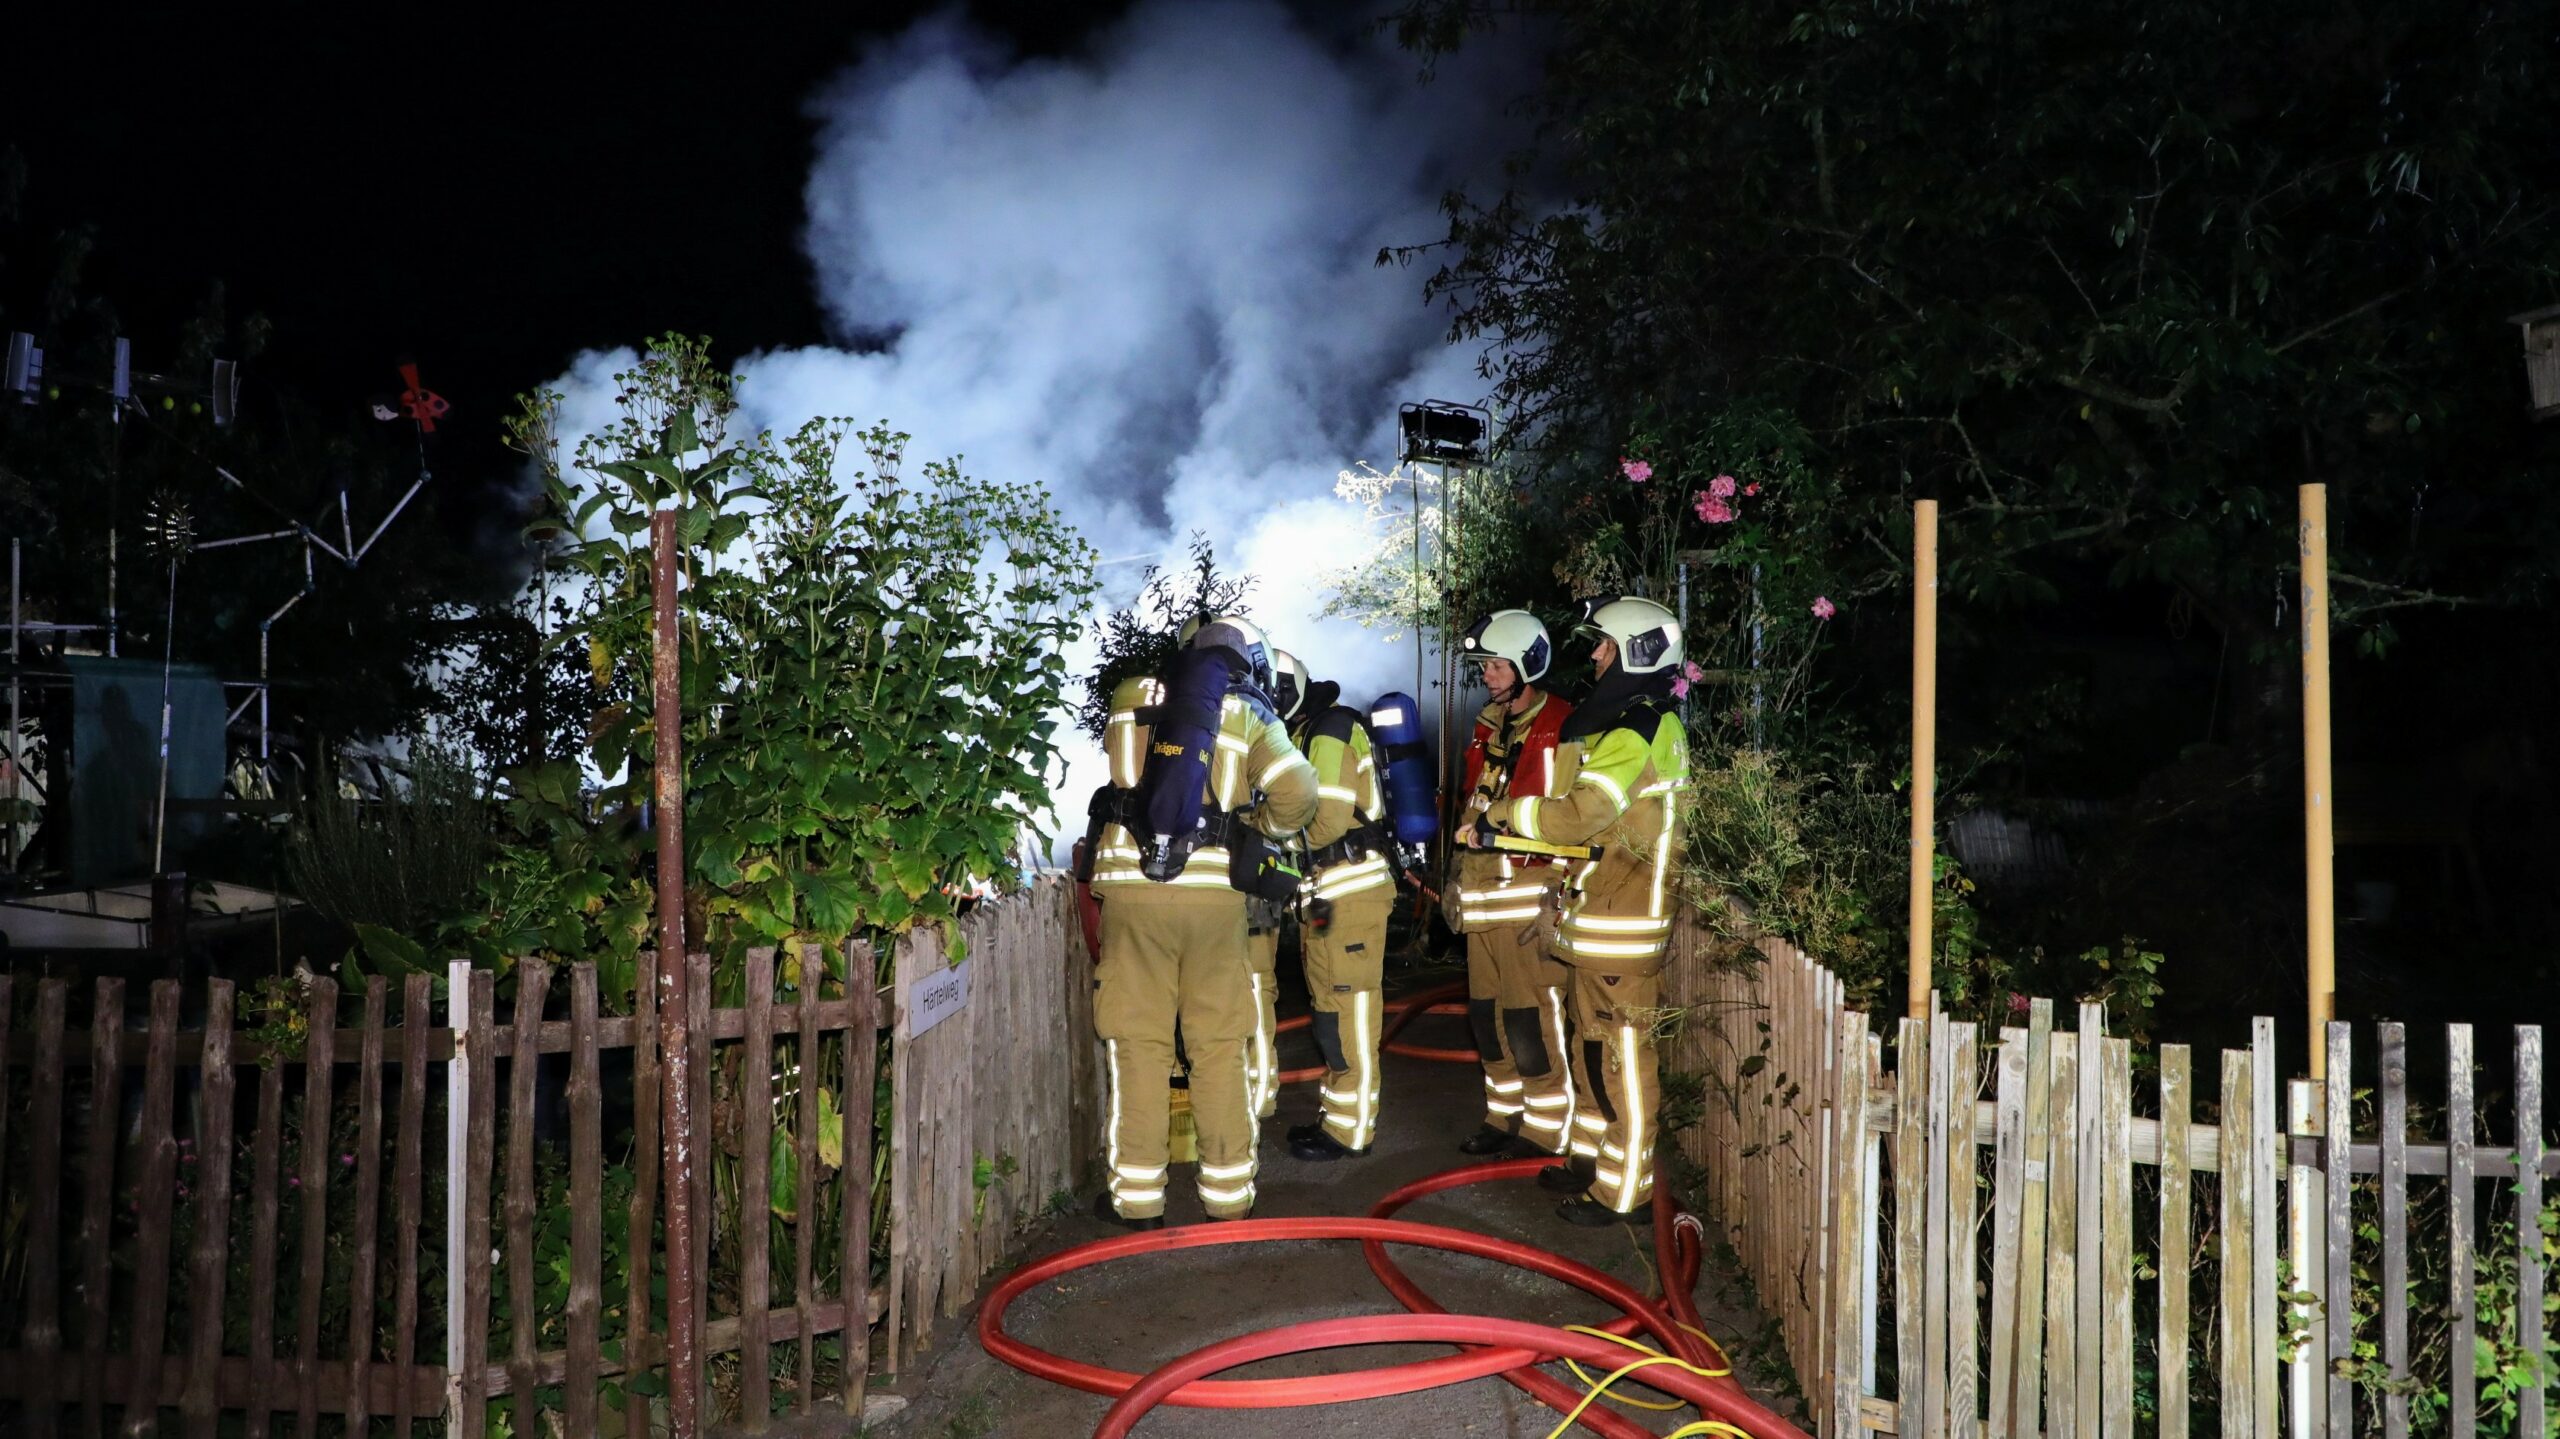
{"left": 546, "top": 1, "right": 1521, "bottom": 846}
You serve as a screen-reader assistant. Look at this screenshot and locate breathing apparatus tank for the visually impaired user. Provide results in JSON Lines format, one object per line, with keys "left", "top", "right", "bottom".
{"left": 1366, "top": 692, "right": 1439, "bottom": 855}
{"left": 1132, "top": 643, "right": 1244, "bottom": 881}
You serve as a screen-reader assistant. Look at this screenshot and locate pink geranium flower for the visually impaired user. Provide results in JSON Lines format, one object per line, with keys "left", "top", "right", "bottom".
{"left": 1811, "top": 596, "right": 1837, "bottom": 620}
{"left": 1742, "top": 482, "right": 1761, "bottom": 497}
{"left": 1670, "top": 674, "right": 1690, "bottom": 699}
{"left": 1620, "top": 457, "right": 1653, "bottom": 484}
{"left": 1693, "top": 493, "right": 1735, "bottom": 524}
{"left": 1708, "top": 474, "right": 1737, "bottom": 499}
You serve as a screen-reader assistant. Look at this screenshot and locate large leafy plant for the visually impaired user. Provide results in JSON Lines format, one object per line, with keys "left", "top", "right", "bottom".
{"left": 468, "top": 335, "right": 1095, "bottom": 997}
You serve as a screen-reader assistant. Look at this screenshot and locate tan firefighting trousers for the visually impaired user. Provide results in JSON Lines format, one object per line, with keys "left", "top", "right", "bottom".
{"left": 1245, "top": 925, "right": 1284, "bottom": 1118}
{"left": 1095, "top": 887, "right": 1259, "bottom": 1220}
{"left": 1465, "top": 913, "right": 1577, "bottom": 1151}
{"left": 1303, "top": 888, "right": 1393, "bottom": 1150}
{"left": 1567, "top": 967, "right": 1662, "bottom": 1213}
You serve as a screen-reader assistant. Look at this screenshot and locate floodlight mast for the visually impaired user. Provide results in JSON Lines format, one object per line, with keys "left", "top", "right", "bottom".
{"left": 1394, "top": 400, "right": 1493, "bottom": 876}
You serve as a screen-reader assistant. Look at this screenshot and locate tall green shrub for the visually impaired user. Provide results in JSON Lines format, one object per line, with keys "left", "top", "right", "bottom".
{"left": 476, "top": 335, "right": 1097, "bottom": 1002}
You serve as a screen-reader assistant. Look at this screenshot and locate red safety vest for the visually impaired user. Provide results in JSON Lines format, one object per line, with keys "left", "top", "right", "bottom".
{"left": 1463, "top": 691, "right": 1572, "bottom": 809}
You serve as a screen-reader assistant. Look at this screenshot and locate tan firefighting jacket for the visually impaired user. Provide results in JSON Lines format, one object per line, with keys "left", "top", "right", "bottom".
{"left": 1486, "top": 705, "right": 1688, "bottom": 975}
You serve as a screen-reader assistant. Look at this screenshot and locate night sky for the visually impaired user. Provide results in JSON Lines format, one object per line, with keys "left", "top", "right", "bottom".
{"left": 2, "top": 3, "right": 1137, "bottom": 477}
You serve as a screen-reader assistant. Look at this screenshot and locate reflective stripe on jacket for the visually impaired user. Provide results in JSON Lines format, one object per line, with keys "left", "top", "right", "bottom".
{"left": 1487, "top": 707, "right": 1687, "bottom": 974}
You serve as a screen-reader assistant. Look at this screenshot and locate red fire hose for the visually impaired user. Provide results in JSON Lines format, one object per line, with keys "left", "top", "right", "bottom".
{"left": 977, "top": 1185, "right": 1816, "bottom": 1438}
{"left": 1097, "top": 1315, "right": 1753, "bottom": 1439}
{"left": 976, "top": 1215, "right": 1685, "bottom": 1406}
{"left": 1360, "top": 1158, "right": 1780, "bottom": 1437}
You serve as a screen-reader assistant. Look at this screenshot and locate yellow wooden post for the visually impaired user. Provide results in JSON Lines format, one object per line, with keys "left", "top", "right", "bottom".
{"left": 2301, "top": 484, "right": 2337, "bottom": 1080}
{"left": 1909, "top": 499, "right": 1939, "bottom": 1020}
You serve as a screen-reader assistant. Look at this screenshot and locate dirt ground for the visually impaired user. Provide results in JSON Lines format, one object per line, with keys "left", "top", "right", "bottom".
{"left": 858, "top": 987, "right": 1801, "bottom": 1438}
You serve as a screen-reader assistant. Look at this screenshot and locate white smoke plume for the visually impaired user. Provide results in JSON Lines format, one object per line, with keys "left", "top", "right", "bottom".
{"left": 544, "top": 1, "right": 1523, "bottom": 852}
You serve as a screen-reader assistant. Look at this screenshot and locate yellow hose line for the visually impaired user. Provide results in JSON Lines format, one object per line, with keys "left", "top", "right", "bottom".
{"left": 1555, "top": 1325, "right": 1727, "bottom": 1410}
{"left": 1541, "top": 1354, "right": 1700, "bottom": 1439}
{"left": 1666, "top": 1424, "right": 1759, "bottom": 1438}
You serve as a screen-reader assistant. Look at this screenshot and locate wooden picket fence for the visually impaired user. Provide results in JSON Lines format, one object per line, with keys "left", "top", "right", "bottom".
{"left": 1671, "top": 917, "right": 2560, "bottom": 1438}
{"left": 882, "top": 876, "right": 1105, "bottom": 1369}
{"left": 0, "top": 881, "right": 1081, "bottom": 1434}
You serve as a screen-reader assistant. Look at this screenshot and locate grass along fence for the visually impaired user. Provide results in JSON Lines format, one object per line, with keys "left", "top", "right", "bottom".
{"left": 0, "top": 879, "right": 1080, "bottom": 1434}
{"left": 1672, "top": 916, "right": 2560, "bottom": 1438}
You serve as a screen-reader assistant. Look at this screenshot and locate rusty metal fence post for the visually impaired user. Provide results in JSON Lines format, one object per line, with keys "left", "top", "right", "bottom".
{"left": 651, "top": 508, "right": 702, "bottom": 1437}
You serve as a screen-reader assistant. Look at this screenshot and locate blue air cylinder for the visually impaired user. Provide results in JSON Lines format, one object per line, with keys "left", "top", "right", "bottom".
{"left": 1366, "top": 691, "right": 1439, "bottom": 849}
{"left": 1133, "top": 644, "right": 1240, "bottom": 879}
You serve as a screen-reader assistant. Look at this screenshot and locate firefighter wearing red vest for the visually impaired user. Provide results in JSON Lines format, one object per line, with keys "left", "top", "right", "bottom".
{"left": 1480, "top": 596, "right": 1689, "bottom": 1225}
{"left": 1281, "top": 657, "right": 1396, "bottom": 1160}
{"left": 1089, "top": 618, "right": 1318, "bottom": 1227}
{"left": 1448, "top": 610, "right": 1582, "bottom": 1159}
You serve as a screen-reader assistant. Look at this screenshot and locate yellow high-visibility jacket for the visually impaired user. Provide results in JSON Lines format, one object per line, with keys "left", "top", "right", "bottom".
{"left": 1486, "top": 703, "right": 1687, "bottom": 976}
{"left": 1296, "top": 704, "right": 1392, "bottom": 904}
{"left": 1093, "top": 674, "right": 1319, "bottom": 891}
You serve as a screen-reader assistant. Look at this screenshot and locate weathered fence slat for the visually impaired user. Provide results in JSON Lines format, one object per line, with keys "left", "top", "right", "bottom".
{"left": 242, "top": 1034, "right": 284, "bottom": 1439}
{"left": 741, "top": 952, "right": 776, "bottom": 1430}
{"left": 26, "top": 979, "right": 69, "bottom": 1439}
{"left": 2043, "top": 1029, "right": 2080, "bottom": 1439}
{"left": 626, "top": 945, "right": 661, "bottom": 1439}
{"left": 295, "top": 976, "right": 341, "bottom": 1439}
{"left": 2285, "top": 1079, "right": 2326, "bottom": 1439}
{"left": 689, "top": 949, "right": 713, "bottom": 1385}
{"left": 2098, "top": 1037, "right": 2131, "bottom": 1439}
{"left": 844, "top": 949, "right": 879, "bottom": 1417}
{"left": 1829, "top": 1009, "right": 1872, "bottom": 1439}
{"left": 504, "top": 961, "right": 548, "bottom": 1422}
{"left": 347, "top": 978, "right": 387, "bottom": 1431}
{"left": 2249, "top": 1018, "right": 2278, "bottom": 1439}
{"left": 2159, "top": 1044, "right": 2192, "bottom": 1439}
{"left": 182, "top": 981, "right": 239, "bottom": 1439}
{"left": 393, "top": 975, "right": 431, "bottom": 1439}
{"left": 457, "top": 970, "right": 497, "bottom": 1439}
{"left": 1986, "top": 1027, "right": 2025, "bottom": 1439}
{"left": 795, "top": 950, "right": 821, "bottom": 1415}
{"left": 2010, "top": 1000, "right": 2054, "bottom": 1437}
{"left": 1894, "top": 1016, "right": 1927, "bottom": 1425}
{"left": 2324, "top": 1023, "right": 2352, "bottom": 1439}
{"left": 80, "top": 976, "right": 127, "bottom": 1439}
{"left": 2379, "top": 1021, "right": 2410, "bottom": 1439}
{"left": 2517, "top": 1026, "right": 2545, "bottom": 1439}
{"left": 121, "top": 982, "right": 182, "bottom": 1439}
{"left": 2219, "top": 1046, "right": 2254, "bottom": 1439}
{"left": 1948, "top": 1022, "right": 1980, "bottom": 1439}
{"left": 0, "top": 976, "right": 12, "bottom": 1266}
{"left": 566, "top": 966, "right": 603, "bottom": 1439}
{"left": 2073, "top": 1006, "right": 2102, "bottom": 1439}
{"left": 2447, "top": 1024, "right": 2477, "bottom": 1439}
{"left": 885, "top": 939, "right": 913, "bottom": 1379}
{"left": 1922, "top": 1012, "right": 1951, "bottom": 1439}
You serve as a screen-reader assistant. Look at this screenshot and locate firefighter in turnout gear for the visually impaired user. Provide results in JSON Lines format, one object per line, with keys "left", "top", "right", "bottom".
{"left": 1448, "top": 610, "right": 1581, "bottom": 1159}
{"left": 1480, "top": 596, "right": 1688, "bottom": 1226}
{"left": 1280, "top": 660, "right": 1396, "bottom": 1161}
{"left": 1241, "top": 649, "right": 1314, "bottom": 1120}
{"left": 1090, "top": 618, "right": 1319, "bottom": 1226}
